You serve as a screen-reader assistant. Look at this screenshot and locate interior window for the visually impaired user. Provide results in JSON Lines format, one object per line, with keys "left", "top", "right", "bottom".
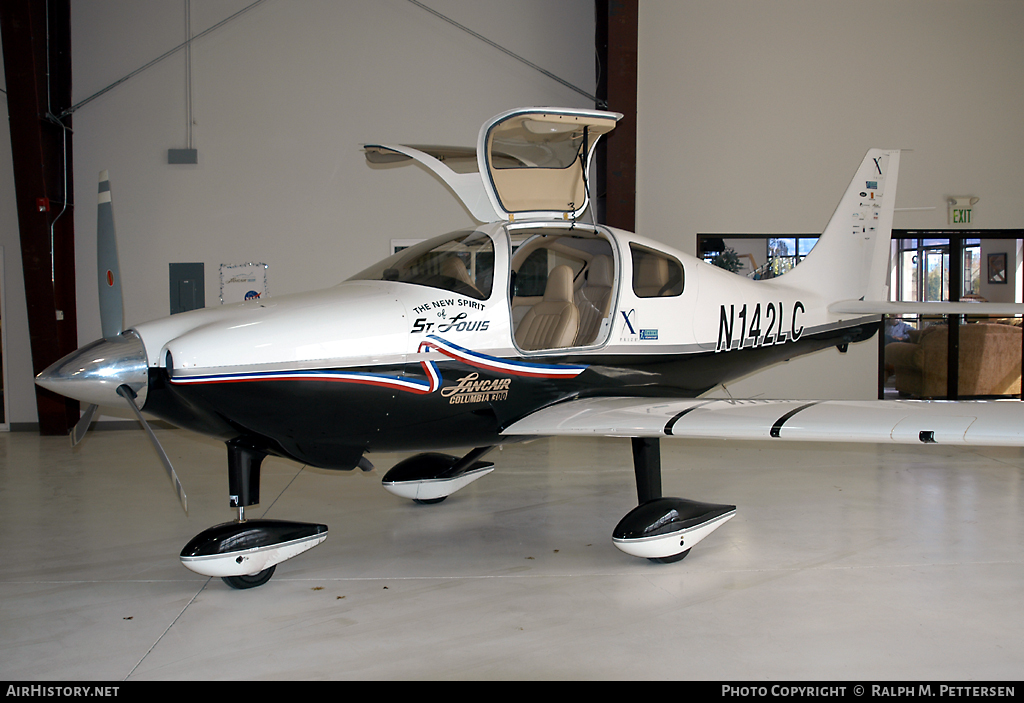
{"left": 348, "top": 229, "right": 494, "bottom": 300}
{"left": 631, "top": 244, "right": 683, "bottom": 297}
{"left": 696, "top": 234, "right": 818, "bottom": 278}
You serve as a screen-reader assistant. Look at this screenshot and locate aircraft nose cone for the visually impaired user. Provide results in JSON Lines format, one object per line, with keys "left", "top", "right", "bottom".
{"left": 35, "top": 331, "right": 149, "bottom": 408}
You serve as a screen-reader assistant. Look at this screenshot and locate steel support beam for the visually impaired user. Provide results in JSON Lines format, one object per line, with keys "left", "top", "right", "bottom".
{"left": 1, "top": 0, "right": 78, "bottom": 434}
{"left": 596, "top": 0, "right": 637, "bottom": 231}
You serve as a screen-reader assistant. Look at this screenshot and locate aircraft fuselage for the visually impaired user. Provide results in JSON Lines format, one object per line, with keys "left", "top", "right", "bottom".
{"left": 123, "top": 221, "right": 876, "bottom": 470}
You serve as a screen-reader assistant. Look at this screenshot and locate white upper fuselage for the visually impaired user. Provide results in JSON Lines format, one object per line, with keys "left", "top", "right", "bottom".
{"left": 131, "top": 220, "right": 853, "bottom": 386}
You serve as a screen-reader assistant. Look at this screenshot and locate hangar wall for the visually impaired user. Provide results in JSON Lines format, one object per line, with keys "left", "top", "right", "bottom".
{"left": 1, "top": 0, "right": 596, "bottom": 424}
{"left": 637, "top": 0, "right": 1024, "bottom": 399}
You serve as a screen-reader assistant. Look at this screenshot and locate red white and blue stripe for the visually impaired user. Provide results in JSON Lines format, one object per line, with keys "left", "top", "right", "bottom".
{"left": 419, "top": 336, "right": 587, "bottom": 380}
{"left": 168, "top": 368, "right": 437, "bottom": 394}
{"left": 168, "top": 336, "right": 588, "bottom": 396}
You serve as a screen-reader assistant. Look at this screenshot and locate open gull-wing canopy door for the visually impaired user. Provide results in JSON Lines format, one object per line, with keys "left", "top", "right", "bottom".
{"left": 479, "top": 107, "right": 620, "bottom": 221}
{"left": 364, "top": 107, "right": 622, "bottom": 223}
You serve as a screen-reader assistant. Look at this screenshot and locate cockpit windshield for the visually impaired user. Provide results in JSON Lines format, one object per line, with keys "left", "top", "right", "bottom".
{"left": 348, "top": 229, "right": 495, "bottom": 301}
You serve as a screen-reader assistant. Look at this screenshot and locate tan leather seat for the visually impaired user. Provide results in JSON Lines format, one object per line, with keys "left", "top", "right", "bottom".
{"left": 442, "top": 255, "right": 472, "bottom": 285}
{"left": 441, "top": 255, "right": 481, "bottom": 297}
{"left": 574, "top": 255, "right": 614, "bottom": 345}
{"left": 515, "top": 265, "right": 579, "bottom": 350}
{"left": 633, "top": 254, "right": 670, "bottom": 297}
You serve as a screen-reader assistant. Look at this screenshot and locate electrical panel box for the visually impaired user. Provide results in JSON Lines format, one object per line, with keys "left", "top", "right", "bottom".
{"left": 170, "top": 262, "right": 205, "bottom": 314}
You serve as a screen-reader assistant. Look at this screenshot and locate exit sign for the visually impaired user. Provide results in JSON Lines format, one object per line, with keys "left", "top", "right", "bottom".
{"left": 948, "top": 196, "right": 979, "bottom": 226}
{"left": 951, "top": 207, "right": 972, "bottom": 224}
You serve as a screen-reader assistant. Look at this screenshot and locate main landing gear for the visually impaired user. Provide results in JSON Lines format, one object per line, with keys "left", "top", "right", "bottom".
{"left": 178, "top": 440, "right": 328, "bottom": 589}
{"left": 382, "top": 440, "right": 733, "bottom": 563}
{"left": 612, "top": 438, "right": 735, "bottom": 563}
{"left": 381, "top": 447, "right": 495, "bottom": 503}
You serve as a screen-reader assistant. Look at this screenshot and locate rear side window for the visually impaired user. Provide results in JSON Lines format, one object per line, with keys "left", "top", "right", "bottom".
{"left": 514, "top": 248, "right": 551, "bottom": 297}
{"left": 631, "top": 244, "right": 683, "bottom": 298}
{"left": 514, "top": 247, "right": 585, "bottom": 298}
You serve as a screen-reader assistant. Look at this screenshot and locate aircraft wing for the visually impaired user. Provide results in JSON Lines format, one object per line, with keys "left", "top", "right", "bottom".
{"left": 501, "top": 397, "right": 1024, "bottom": 446}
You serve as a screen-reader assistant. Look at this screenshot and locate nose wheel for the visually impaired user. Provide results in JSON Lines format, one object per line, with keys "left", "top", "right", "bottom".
{"left": 222, "top": 565, "right": 276, "bottom": 590}
{"left": 648, "top": 550, "right": 690, "bottom": 565}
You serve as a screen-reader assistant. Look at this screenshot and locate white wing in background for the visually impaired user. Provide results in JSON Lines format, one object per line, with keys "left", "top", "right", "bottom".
{"left": 502, "top": 397, "right": 1024, "bottom": 447}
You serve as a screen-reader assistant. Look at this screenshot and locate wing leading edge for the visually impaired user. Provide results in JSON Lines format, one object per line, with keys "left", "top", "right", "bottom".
{"left": 501, "top": 397, "right": 1024, "bottom": 446}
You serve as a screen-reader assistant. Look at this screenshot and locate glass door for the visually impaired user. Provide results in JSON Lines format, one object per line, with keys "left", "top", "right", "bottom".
{"left": 884, "top": 231, "right": 1024, "bottom": 400}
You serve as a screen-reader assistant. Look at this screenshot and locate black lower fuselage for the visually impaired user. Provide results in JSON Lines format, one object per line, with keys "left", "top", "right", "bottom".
{"left": 142, "top": 321, "right": 877, "bottom": 470}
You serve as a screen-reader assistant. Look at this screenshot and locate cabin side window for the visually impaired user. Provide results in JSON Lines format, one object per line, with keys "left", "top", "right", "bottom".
{"left": 630, "top": 244, "right": 684, "bottom": 298}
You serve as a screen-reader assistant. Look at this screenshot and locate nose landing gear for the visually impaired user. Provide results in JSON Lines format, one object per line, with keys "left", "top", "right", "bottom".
{"left": 179, "top": 518, "right": 327, "bottom": 588}
{"left": 178, "top": 440, "right": 328, "bottom": 589}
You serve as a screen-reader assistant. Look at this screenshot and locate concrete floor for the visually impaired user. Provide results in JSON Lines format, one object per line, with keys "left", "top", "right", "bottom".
{"left": 1, "top": 428, "right": 1022, "bottom": 680}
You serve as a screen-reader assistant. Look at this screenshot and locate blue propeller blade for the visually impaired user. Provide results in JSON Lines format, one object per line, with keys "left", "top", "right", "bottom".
{"left": 97, "top": 171, "right": 124, "bottom": 339}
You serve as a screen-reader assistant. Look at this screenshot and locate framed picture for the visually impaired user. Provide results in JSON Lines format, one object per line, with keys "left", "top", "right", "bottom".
{"left": 220, "top": 262, "right": 268, "bottom": 303}
{"left": 987, "top": 253, "right": 1007, "bottom": 284}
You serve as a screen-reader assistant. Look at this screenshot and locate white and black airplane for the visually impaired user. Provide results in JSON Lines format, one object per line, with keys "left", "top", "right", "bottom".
{"left": 36, "top": 106, "right": 1024, "bottom": 588}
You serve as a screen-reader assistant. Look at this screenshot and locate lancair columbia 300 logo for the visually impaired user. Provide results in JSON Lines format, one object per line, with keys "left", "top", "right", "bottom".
{"left": 440, "top": 373, "right": 511, "bottom": 404}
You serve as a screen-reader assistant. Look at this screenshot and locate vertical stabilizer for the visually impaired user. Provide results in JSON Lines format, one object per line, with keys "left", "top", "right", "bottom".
{"left": 781, "top": 149, "right": 900, "bottom": 305}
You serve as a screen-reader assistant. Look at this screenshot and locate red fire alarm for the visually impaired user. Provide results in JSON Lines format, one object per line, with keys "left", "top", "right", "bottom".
{"left": 36, "top": 197, "right": 50, "bottom": 212}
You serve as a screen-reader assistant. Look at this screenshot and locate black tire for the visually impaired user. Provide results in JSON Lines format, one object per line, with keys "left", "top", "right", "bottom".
{"left": 221, "top": 565, "right": 276, "bottom": 589}
{"left": 648, "top": 549, "right": 690, "bottom": 564}
{"left": 413, "top": 496, "right": 446, "bottom": 505}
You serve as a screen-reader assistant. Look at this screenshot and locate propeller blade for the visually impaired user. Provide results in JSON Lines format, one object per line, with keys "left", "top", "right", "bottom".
{"left": 116, "top": 385, "right": 188, "bottom": 514}
{"left": 97, "top": 171, "right": 124, "bottom": 339}
{"left": 70, "top": 404, "right": 99, "bottom": 447}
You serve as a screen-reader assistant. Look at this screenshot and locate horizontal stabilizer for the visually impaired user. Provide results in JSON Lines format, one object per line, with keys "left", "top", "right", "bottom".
{"left": 830, "top": 300, "right": 1024, "bottom": 316}
{"left": 502, "top": 397, "right": 1024, "bottom": 446}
